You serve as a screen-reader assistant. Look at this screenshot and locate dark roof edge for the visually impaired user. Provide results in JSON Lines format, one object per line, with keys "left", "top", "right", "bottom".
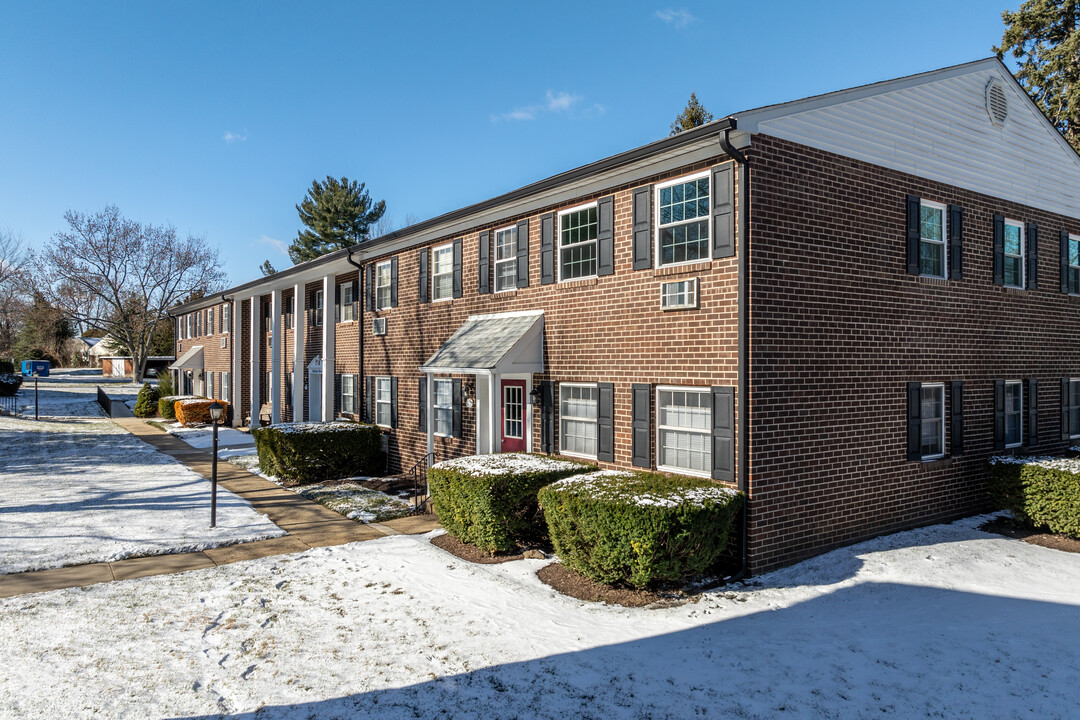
{"left": 175, "top": 116, "right": 735, "bottom": 313}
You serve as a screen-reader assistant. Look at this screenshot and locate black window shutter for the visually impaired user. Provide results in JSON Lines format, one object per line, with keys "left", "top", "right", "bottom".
{"left": 597, "top": 195, "right": 615, "bottom": 277}
{"left": 334, "top": 373, "right": 341, "bottom": 417}
{"left": 353, "top": 374, "right": 360, "bottom": 418}
{"left": 905, "top": 195, "right": 921, "bottom": 275}
{"left": 390, "top": 256, "right": 399, "bottom": 307}
{"left": 712, "top": 164, "right": 735, "bottom": 259}
{"left": 950, "top": 381, "right": 964, "bottom": 456}
{"left": 632, "top": 186, "right": 652, "bottom": 270}
{"left": 1027, "top": 378, "right": 1038, "bottom": 446}
{"left": 631, "top": 383, "right": 651, "bottom": 467}
{"left": 366, "top": 264, "right": 375, "bottom": 311}
{"left": 452, "top": 378, "right": 462, "bottom": 439}
{"left": 597, "top": 382, "right": 614, "bottom": 462}
{"left": 540, "top": 380, "right": 554, "bottom": 453}
{"left": 390, "top": 376, "right": 398, "bottom": 428}
{"left": 1062, "top": 378, "right": 1071, "bottom": 441}
{"left": 335, "top": 283, "right": 341, "bottom": 321}
{"left": 994, "top": 379, "right": 1006, "bottom": 451}
{"left": 711, "top": 386, "right": 735, "bottom": 481}
{"left": 452, "top": 238, "right": 463, "bottom": 298}
{"left": 1027, "top": 222, "right": 1039, "bottom": 290}
{"left": 478, "top": 231, "right": 490, "bottom": 294}
{"left": 540, "top": 213, "right": 556, "bottom": 285}
{"left": 516, "top": 220, "right": 529, "bottom": 287}
{"left": 418, "top": 376, "right": 427, "bottom": 432}
{"left": 993, "top": 214, "right": 1005, "bottom": 286}
{"left": 1061, "top": 229, "right": 1070, "bottom": 294}
{"left": 948, "top": 204, "right": 964, "bottom": 279}
{"left": 906, "top": 382, "right": 922, "bottom": 461}
{"left": 366, "top": 376, "right": 373, "bottom": 423}
{"left": 418, "top": 249, "right": 429, "bottom": 304}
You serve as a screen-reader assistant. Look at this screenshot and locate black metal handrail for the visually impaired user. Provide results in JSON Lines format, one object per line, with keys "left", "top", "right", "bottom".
{"left": 0, "top": 394, "right": 15, "bottom": 415}
{"left": 96, "top": 386, "right": 112, "bottom": 416}
{"left": 407, "top": 451, "right": 437, "bottom": 513}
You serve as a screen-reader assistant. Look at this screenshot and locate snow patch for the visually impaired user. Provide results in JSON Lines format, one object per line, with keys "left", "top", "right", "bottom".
{"left": 433, "top": 452, "right": 584, "bottom": 477}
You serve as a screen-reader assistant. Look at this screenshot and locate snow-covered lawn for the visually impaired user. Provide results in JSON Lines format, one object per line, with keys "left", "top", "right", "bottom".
{"left": 159, "top": 420, "right": 258, "bottom": 459}
{"left": 0, "top": 379, "right": 284, "bottom": 574}
{"left": 2, "top": 515, "right": 1079, "bottom": 718}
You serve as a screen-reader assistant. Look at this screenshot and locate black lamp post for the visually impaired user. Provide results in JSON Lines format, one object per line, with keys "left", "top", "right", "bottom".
{"left": 208, "top": 401, "right": 223, "bottom": 528}
{"left": 32, "top": 370, "right": 39, "bottom": 420}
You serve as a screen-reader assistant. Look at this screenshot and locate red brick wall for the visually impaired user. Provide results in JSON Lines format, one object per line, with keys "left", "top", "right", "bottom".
{"left": 746, "top": 134, "right": 1080, "bottom": 572}
{"left": 173, "top": 302, "right": 235, "bottom": 404}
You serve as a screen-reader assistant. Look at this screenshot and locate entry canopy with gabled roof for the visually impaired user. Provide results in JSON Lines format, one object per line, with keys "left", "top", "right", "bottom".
{"left": 168, "top": 345, "right": 204, "bottom": 371}
{"left": 420, "top": 310, "right": 544, "bottom": 375}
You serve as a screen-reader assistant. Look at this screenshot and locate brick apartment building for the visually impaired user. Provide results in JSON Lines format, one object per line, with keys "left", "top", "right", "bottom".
{"left": 171, "top": 58, "right": 1080, "bottom": 572}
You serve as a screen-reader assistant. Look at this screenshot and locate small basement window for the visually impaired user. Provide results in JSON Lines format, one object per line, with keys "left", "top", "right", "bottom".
{"left": 661, "top": 278, "right": 698, "bottom": 309}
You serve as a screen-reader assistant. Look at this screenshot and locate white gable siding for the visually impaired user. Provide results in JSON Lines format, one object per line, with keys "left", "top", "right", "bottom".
{"left": 741, "top": 64, "right": 1080, "bottom": 220}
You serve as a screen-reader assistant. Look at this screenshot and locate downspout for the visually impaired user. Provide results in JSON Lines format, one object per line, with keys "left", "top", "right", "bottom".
{"left": 345, "top": 247, "right": 364, "bottom": 421}
{"left": 719, "top": 123, "right": 751, "bottom": 580}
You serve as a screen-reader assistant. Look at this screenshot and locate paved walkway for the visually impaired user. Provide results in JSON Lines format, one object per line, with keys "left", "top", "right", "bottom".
{"left": 0, "top": 417, "right": 440, "bottom": 598}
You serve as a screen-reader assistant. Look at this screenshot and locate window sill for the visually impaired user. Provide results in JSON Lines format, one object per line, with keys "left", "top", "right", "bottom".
{"left": 915, "top": 275, "right": 948, "bottom": 285}
{"left": 657, "top": 464, "right": 711, "bottom": 479}
{"left": 557, "top": 277, "right": 599, "bottom": 288}
{"left": 559, "top": 449, "right": 598, "bottom": 461}
{"left": 653, "top": 261, "right": 712, "bottom": 278}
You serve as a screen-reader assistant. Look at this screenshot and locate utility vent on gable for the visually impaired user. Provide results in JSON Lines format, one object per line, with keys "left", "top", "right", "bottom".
{"left": 985, "top": 79, "right": 1009, "bottom": 127}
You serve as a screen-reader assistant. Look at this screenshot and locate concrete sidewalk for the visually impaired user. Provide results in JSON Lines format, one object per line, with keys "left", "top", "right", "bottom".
{"left": 0, "top": 418, "right": 440, "bottom": 599}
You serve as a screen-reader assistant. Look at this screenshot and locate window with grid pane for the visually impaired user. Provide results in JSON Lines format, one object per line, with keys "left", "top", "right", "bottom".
{"left": 495, "top": 227, "right": 517, "bottom": 292}
{"left": 1069, "top": 236, "right": 1080, "bottom": 295}
{"left": 919, "top": 200, "right": 946, "bottom": 278}
{"left": 559, "top": 205, "right": 598, "bottom": 280}
{"left": 223, "top": 304, "right": 231, "bottom": 333}
{"left": 375, "top": 377, "right": 392, "bottom": 427}
{"left": 920, "top": 384, "right": 944, "bottom": 459}
{"left": 1070, "top": 379, "right": 1080, "bottom": 439}
{"left": 1004, "top": 220, "right": 1024, "bottom": 288}
{"left": 221, "top": 372, "right": 231, "bottom": 403}
{"left": 434, "top": 379, "right": 453, "bottom": 436}
{"left": 1005, "top": 381, "right": 1022, "bottom": 448}
{"left": 657, "top": 388, "right": 711, "bottom": 474}
{"left": 341, "top": 374, "right": 356, "bottom": 415}
{"left": 656, "top": 173, "right": 710, "bottom": 266}
{"left": 432, "top": 245, "right": 453, "bottom": 301}
{"left": 376, "top": 262, "right": 393, "bottom": 309}
{"left": 340, "top": 283, "right": 355, "bottom": 322}
{"left": 314, "top": 289, "right": 323, "bottom": 326}
{"left": 559, "top": 384, "right": 598, "bottom": 457}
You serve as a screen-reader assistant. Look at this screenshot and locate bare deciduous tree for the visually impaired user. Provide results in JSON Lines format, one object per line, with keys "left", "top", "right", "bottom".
{"left": 41, "top": 206, "right": 227, "bottom": 382}
{"left": 0, "top": 229, "right": 32, "bottom": 357}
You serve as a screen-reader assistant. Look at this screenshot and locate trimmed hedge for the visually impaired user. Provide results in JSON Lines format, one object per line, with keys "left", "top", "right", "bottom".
{"left": 539, "top": 470, "right": 745, "bottom": 588}
{"left": 0, "top": 373, "right": 22, "bottom": 397}
{"left": 133, "top": 383, "right": 159, "bottom": 418}
{"left": 175, "top": 398, "right": 229, "bottom": 426}
{"left": 158, "top": 395, "right": 197, "bottom": 420}
{"left": 429, "top": 453, "right": 595, "bottom": 554}
{"left": 989, "top": 456, "right": 1080, "bottom": 537}
{"left": 251, "top": 421, "right": 383, "bottom": 485}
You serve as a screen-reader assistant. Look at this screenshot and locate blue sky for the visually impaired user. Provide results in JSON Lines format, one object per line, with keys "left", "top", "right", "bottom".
{"left": 0, "top": 1, "right": 1014, "bottom": 286}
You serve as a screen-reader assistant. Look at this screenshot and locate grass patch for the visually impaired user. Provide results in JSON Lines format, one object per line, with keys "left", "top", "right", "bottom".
{"left": 145, "top": 420, "right": 169, "bottom": 432}
{"left": 297, "top": 483, "right": 412, "bottom": 523}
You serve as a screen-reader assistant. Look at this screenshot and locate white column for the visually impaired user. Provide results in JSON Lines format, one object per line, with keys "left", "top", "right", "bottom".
{"left": 270, "top": 288, "right": 282, "bottom": 425}
{"left": 248, "top": 296, "right": 261, "bottom": 430}
{"left": 292, "top": 283, "right": 306, "bottom": 422}
{"left": 488, "top": 371, "right": 499, "bottom": 454}
{"left": 320, "top": 274, "right": 335, "bottom": 421}
{"left": 231, "top": 299, "right": 242, "bottom": 426}
{"left": 426, "top": 372, "right": 434, "bottom": 458}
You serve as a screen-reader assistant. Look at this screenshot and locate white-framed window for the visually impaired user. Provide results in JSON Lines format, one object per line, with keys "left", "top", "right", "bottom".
{"left": 1068, "top": 234, "right": 1080, "bottom": 295}
{"left": 376, "top": 260, "right": 393, "bottom": 309}
{"left": 919, "top": 199, "right": 947, "bottom": 278}
{"left": 494, "top": 226, "right": 518, "bottom": 292}
{"left": 187, "top": 314, "right": 194, "bottom": 339}
{"left": 283, "top": 296, "right": 293, "bottom": 330}
{"left": 1070, "top": 378, "right": 1080, "bottom": 440}
{"left": 657, "top": 386, "right": 711, "bottom": 476}
{"left": 375, "top": 376, "right": 393, "bottom": 427}
{"left": 559, "top": 383, "right": 598, "bottom": 458}
{"left": 206, "top": 371, "right": 215, "bottom": 399}
{"left": 222, "top": 303, "right": 231, "bottom": 333}
{"left": 340, "top": 282, "right": 355, "bottom": 322}
{"left": 195, "top": 311, "right": 202, "bottom": 337}
{"left": 431, "top": 244, "right": 454, "bottom": 301}
{"left": 208, "top": 308, "right": 215, "bottom": 336}
{"left": 920, "top": 383, "right": 945, "bottom": 460}
{"left": 314, "top": 289, "right": 324, "bottom": 326}
{"left": 558, "top": 202, "right": 598, "bottom": 281}
{"left": 341, "top": 374, "right": 356, "bottom": 415}
{"left": 1004, "top": 380, "right": 1023, "bottom": 448}
{"left": 656, "top": 171, "right": 711, "bottom": 267}
{"left": 1004, "top": 219, "right": 1025, "bottom": 289}
{"left": 661, "top": 278, "right": 699, "bottom": 310}
{"left": 434, "top": 379, "right": 453, "bottom": 437}
{"left": 221, "top": 372, "right": 231, "bottom": 404}
{"left": 265, "top": 372, "right": 272, "bottom": 404}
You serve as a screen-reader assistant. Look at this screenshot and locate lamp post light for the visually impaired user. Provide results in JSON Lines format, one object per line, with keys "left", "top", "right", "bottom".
{"left": 32, "top": 371, "right": 39, "bottom": 421}
{"left": 208, "top": 401, "right": 223, "bottom": 528}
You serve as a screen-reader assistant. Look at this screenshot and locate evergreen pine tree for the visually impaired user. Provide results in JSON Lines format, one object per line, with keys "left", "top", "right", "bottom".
{"left": 134, "top": 382, "right": 160, "bottom": 418}
{"left": 290, "top": 176, "right": 387, "bottom": 263}
{"left": 669, "top": 92, "right": 715, "bottom": 136}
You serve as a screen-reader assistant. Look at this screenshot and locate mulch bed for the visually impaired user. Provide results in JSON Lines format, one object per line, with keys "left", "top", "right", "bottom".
{"left": 535, "top": 563, "right": 709, "bottom": 609}
{"left": 980, "top": 516, "right": 1080, "bottom": 553}
{"left": 429, "top": 533, "right": 535, "bottom": 564}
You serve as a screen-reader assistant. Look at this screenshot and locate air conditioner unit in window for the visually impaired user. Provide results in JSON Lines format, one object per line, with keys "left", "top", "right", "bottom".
{"left": 373, "top": 317, "right": 388, "bottom": 336}
{"left": 220, "top": 336, "right": 228, "bottom": 349}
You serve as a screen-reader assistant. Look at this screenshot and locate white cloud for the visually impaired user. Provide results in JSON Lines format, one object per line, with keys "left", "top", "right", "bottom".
{"left": 655, "top": 8, "right": 697, "bottom": 28}
{"left": 492, "top": 91, "right": 585, "bottom": 123}
{"left": 257, "top": 235, "right": 288, "bottom": 257}
{"left": 222, "top": 130, "right": 248, "bottom": 143}
{"left": 546, "top": 91, "right": 582, "bottom": 112}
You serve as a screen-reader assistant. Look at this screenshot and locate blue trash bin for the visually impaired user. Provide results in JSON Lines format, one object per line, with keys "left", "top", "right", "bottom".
{"left": 21, "top": 360, "right": 50, "bottom": 377}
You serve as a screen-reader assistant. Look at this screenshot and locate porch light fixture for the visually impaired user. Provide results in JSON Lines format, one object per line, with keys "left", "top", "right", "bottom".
{"left": 529, "top": 386, "right": 542, "bottom": 406}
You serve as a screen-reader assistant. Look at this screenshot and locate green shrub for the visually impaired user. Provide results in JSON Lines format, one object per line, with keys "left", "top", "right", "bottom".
{"left": 428, "top": 453, "right": 595, "bottom": 554}
{"left": 988, "top": 456, "right": 1080, "bottom": 537}
{"left": 156, "top": 371, "right": 175, "bottom": 398}
{"left": 251, "top": 421, "right": 383, "bottom": 485}
{"left": 133, "top": 383, "right": 160, "bottom": 418}
{"left": 0, "top": 373, "right": 22, "bottom": 397}
{"left": 539, "top": 470, "right": 745, "bottom": 588}
{"left": 0, "top": 360, "right": 13, "bottom": 375}
{"left": 158, "top": 394, "right": 197, "bottom": 420}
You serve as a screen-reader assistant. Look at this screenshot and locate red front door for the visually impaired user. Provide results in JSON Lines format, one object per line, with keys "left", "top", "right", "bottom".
{"left": 500, "top": 380, "right": 526, "bottom": 452}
